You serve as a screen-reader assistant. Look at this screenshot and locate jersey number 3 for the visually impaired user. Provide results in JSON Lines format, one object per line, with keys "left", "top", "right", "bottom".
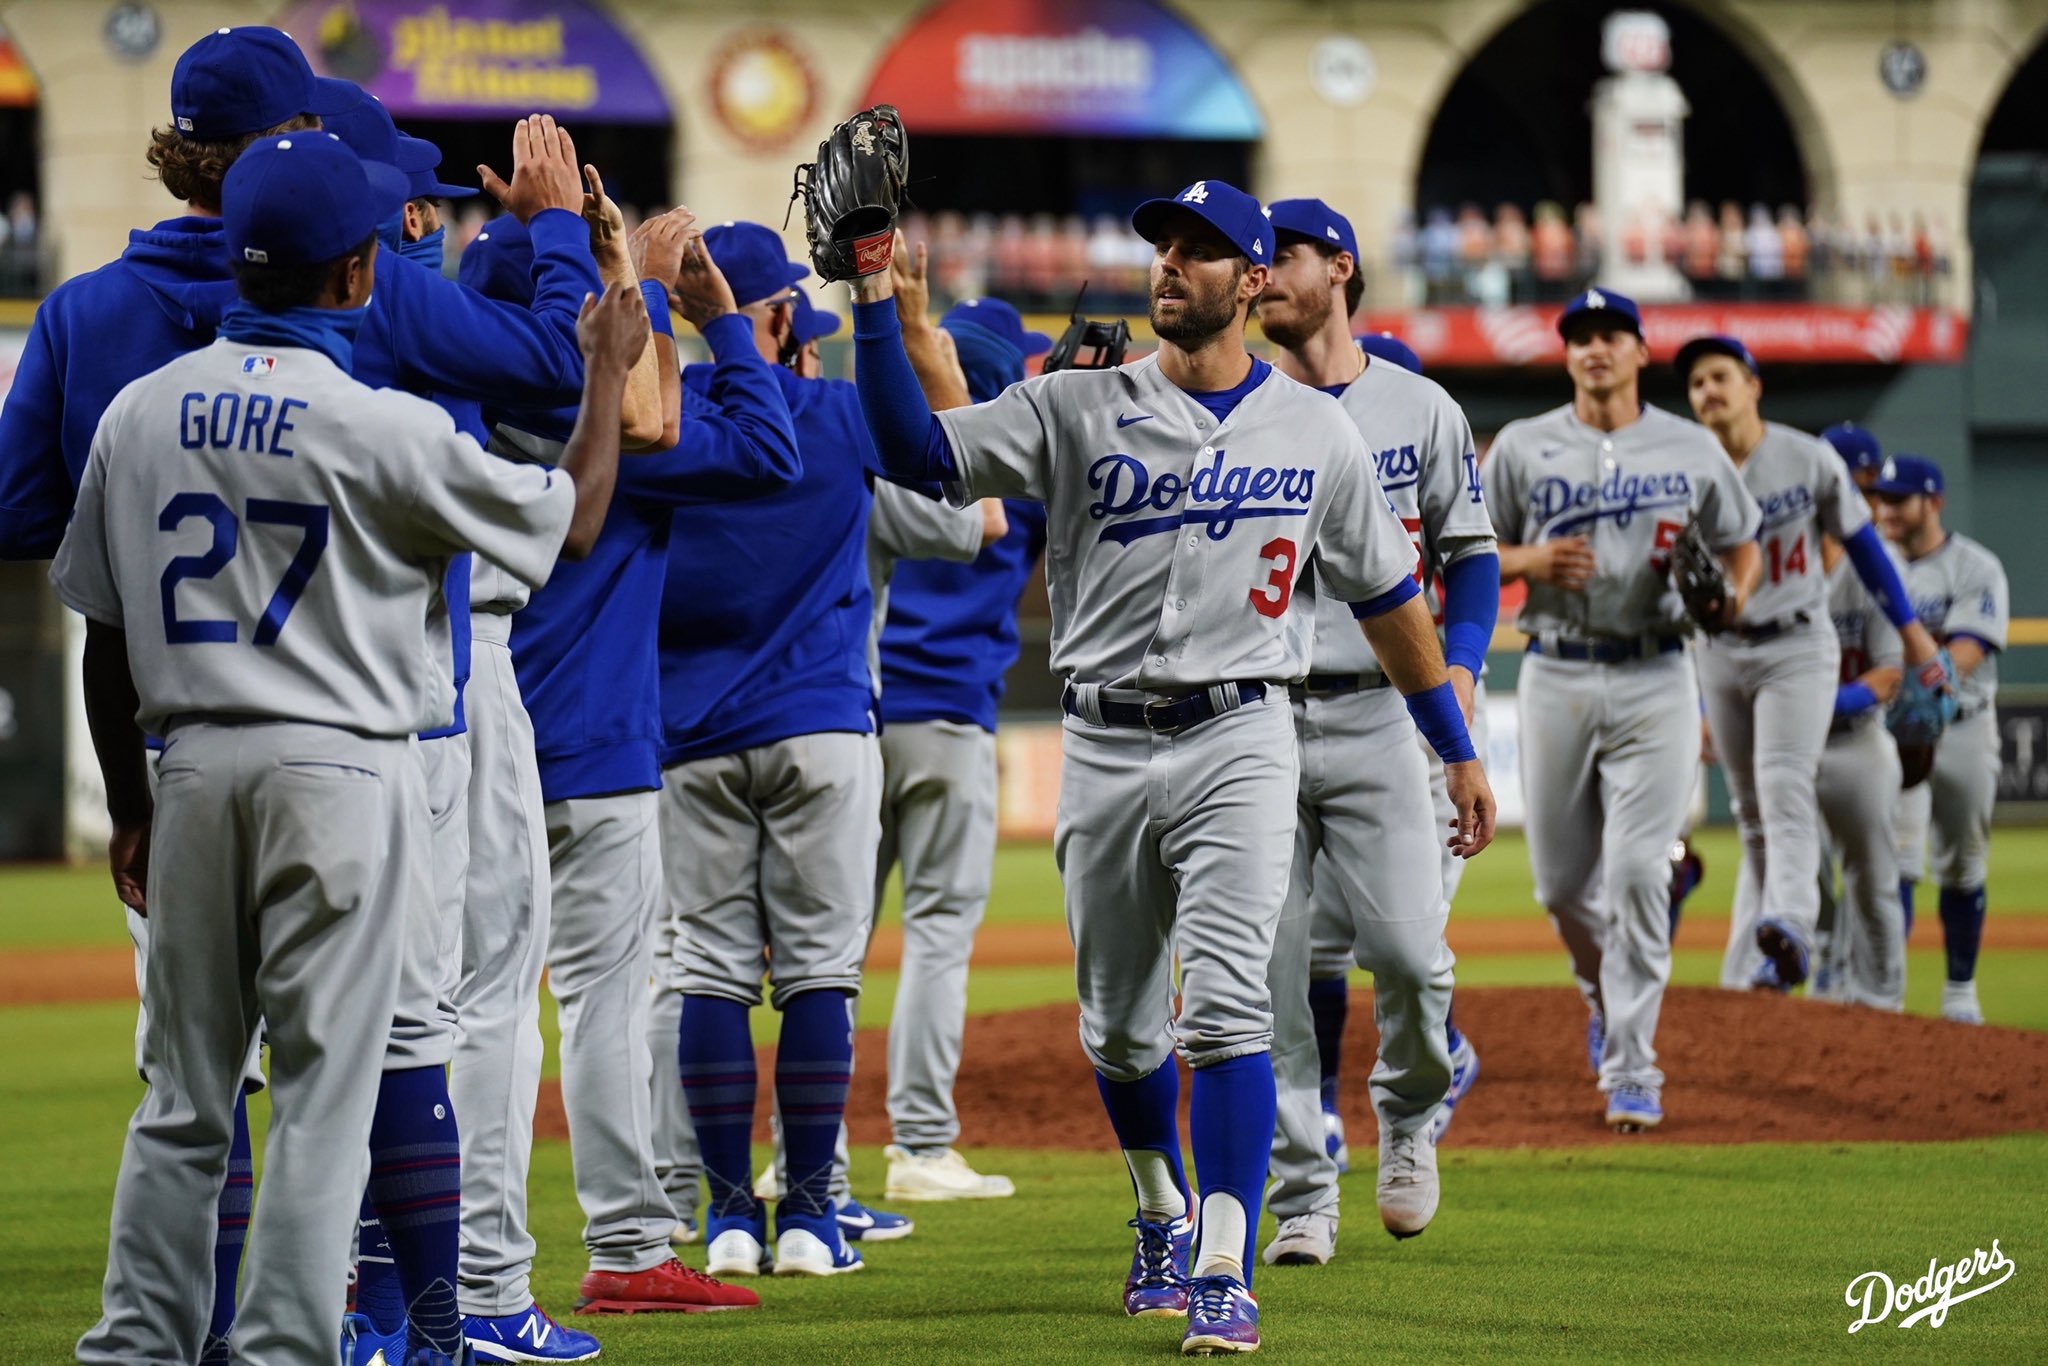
{"left": 160, "top": 492, "right": 330, "bottom": 646}
{"left": 1250, "top": 537, "right": 1298, "bottom": 619}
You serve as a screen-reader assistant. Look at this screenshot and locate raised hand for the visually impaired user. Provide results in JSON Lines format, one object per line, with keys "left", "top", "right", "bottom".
{"left": 630, "top": 206, "right": 700, "bottom": 288}
{"left": 478, "top": 114, "right": 584, "bottom": 225}
{"left": 672, "top": 231, "right": 739, "bottom": 331}
{"left": 890, "top": 230, "right": 933, "bottom": 328}
{"left": 582, "top": 162, "right": 625, "bottom": 247}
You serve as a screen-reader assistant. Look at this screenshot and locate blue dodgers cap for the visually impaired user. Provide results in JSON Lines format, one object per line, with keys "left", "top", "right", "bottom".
{"left": 1557, "top": 286, "right": 1642, "bottom": 339}
{"left": 456, "top": 215, "right": 534, "bottom": 307}
{"left": 702, "top": 222, "right": 811, "bottom": 309}
{"left": 1821, "top": 422, "right": 1883, "bottom": 473}
{"left": 321, "top": 86, "right": 401, "bottom": 169}
{"left": 1873, "top": 455, "right": 1944, "bottom": 497}
{"left": 1357, "top": 331, "right": 1422, "bottom": 375}
{"left": 223, "top": 132, "right": 410, "bottom": 269}
{"left": 1130, "top": 180, "right": 1275, "bottom": 265}
{"left": 941, "top": 297, "right": 1052, "bottom": 357}
{"left": 396, "top": 134, "right": 478, "bottom": 200}
{"left": 1264, "top": 197, "right": 1359, "bottom": 261}
{"left": 170, "top": 26, "right": 356, "bottom": 141}
{"left": 1675, "top": 333, "right": 1758, "bottom": 379}
{"left": 789, "top": 288, "right": 841, "bottom": 345}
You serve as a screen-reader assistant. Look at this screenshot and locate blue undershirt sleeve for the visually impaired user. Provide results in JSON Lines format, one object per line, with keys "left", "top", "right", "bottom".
{"left": 1349, "top": 574, "right": 1421, "bottom": 620}
{"left": 1439, "top": 551, "right": 1500, "bottom": 676}
{"left": 1843, "top": 524, "right": 1916, "bottom": 628}
{"left": 852, "top": 298, "right": 957, "bottom": 482}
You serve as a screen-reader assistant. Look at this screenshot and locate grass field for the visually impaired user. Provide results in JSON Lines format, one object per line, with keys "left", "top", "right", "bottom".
{"left": 4, "top": 830, "right": 2047, "bottom": 1360}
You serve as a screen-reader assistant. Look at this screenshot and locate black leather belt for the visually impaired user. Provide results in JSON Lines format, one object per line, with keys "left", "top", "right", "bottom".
{"left": 1062, "top": 681, "right": 1267, "bottom": 734}
{"left": 1731, "top": 611, "right": 1811, "bottom": 643}
{"left": 1301, "top": 671, "right": 1393, "bottom": 696}
{"left": 1526, "top": 636, "right": 1685, "bottom": 663}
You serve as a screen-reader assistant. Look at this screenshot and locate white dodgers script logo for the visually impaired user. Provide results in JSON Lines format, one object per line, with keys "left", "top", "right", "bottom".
{"left": 1089, "top": 450, "right": 1312, "bottom": 546}
{"left": 1845, "top": 1240, "right": 2015, "bottom": 1332}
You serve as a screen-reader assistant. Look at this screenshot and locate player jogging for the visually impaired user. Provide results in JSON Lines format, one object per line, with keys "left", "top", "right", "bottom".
{"left": 1676, "top": 334, "right": 1944, "bottom": 990}
{"left": 1873, "top": 455, "right": 2008, "bottom": 1024}
{"left": 57, "top": 131, "right": 640, "bottom": 1366}
{"left": 1485, "top": 291, "right": 1761, "bottom": 1133}
{"left": 849, "top": 175, "right": 1494, "bottom": 1357}
{"left": 1251, "top": 197, "right": 1498, "bottom": 1268}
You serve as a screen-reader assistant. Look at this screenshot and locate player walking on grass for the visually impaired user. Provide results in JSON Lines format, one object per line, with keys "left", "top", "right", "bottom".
{"left": 1874, "top": 456, "right": 2009, "bottom": 1025}
{"left": 1250, "top": 197, "right": 1498, "bottom": 1268}
{"left": 1485, "top": 291, "right": 1761, "bottom": 1134}
{"left": 56, "top": 131, "right": 640, "bottom": 1366}
{"left": 1676, "top": 334, "right": 1944, "bottom": 993}
{"left": 847, "top": 172, "right": 1493, "bottom": 1356}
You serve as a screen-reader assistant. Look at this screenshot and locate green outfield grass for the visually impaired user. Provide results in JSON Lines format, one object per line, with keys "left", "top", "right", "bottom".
{"left": 5, "top": 836, "right": 2048, "bottom": 1360}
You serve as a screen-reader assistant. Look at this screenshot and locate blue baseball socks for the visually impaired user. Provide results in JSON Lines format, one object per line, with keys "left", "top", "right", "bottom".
{"left": 678, "top": 995, "right": 760, "bottom": 1231}
{"left": 365, "top": 1065, "right": 464, "bottom": 1355}
{"left": 1308, "top": 976, "right": 1348, "bottom": 1115}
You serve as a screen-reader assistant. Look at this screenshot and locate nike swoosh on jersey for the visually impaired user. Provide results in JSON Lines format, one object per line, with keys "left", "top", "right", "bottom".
{"left": 1539, "top": 446, "right": 1564, "bottom": 459}
{"left": 1116, "top": 412, "right": 1155, "bottom": 428}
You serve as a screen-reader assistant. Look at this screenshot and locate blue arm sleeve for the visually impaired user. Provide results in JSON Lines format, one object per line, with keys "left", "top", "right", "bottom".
{"left": 1406, "top": 681, "right": 1478, "bottom": 763}
{"left": 1439, "top": 551, "right": 1500, "bottom": 676}
{"left": 851, "top": 298, "right": 957, "bottom": 483}
{"left": 1843, "top": 524, "right": 1916, "bottom": 628}
{"left": 0, "top": 316, "right": 74, "bottom": 559}
{"left": 1834, "top": 680, "right": 1879, "bottom": 718}
{"left": 640, "top": 281, "right": 674, "bottom": 339}
{"left": 392, "top": 208, "right": 601, "bottom": 408}
{"left": 617, "top": 314, "right": 801, "bottom": 507}
{"left": 1349, "top": 574, "right": 1421, "bottom": 620}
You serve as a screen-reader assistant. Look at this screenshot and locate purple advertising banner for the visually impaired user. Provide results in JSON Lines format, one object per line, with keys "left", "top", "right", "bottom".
{"left": 278, "top": 0, "right": 670, "bottom": 123}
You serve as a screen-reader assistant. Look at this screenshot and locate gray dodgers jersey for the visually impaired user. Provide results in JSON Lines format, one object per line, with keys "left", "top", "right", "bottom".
{"left": 864, "top": 478, "right": 983, "bottom": 690}
{"left": 1826, "top": 552, "right": 1903, "bottom": 729}
{"left": 1483, "top": 403, "right": 1761, "bottom": 638}
{"left": 1307, "top": 353, "right": 1496, "bottom": 674}
{"left": 1730, "top": 422, "right": 1869, "bottom": 626}
{"left": 1902, "top": 532, "right": 2008, "bottom": 717}
{"left": 934, "top": 356, "right": 1416, "bottom": 690}
{"left": 50, "top": 338, "right": 573, "bottom": 737}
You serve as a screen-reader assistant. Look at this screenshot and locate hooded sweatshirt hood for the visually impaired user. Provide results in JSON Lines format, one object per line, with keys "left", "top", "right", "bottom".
{"left": 119, "top": 215, "right": 239, "bottom": 330}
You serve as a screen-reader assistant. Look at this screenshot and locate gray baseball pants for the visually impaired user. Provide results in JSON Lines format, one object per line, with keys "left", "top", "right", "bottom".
{"left": 546, "top": 790, "right": 678, "bottom": 1273}
{"left": 1700, "top": 623, "right": 1838, "bottom": 985}
{"left": 453, "top": 618, "right": 551, "bottom": 1315}
{"left": 1519, "top": 650, "right": 1700, "bottom": 1092}
{"left": 78, "top": 722, "right": 422, "bottom": 1366}
{"left": 1895, "top": 709, "right": 2000, "bottom": 888}
{"left": 873, "top": 719, "right": 1000, "bottom": 1149}
{"left": 1814, "top": 718, "right": 1906, "bottom": 1009}
{"left": 1056, "top": 692, "right": 1297, "bottom": 1080}
{"left": 1270, "top": 685, "right": 1453, "bottom": 1220}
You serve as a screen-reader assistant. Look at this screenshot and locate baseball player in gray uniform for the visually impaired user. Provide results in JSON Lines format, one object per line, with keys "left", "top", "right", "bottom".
{"left": 849, "top": 178, "right": 1494, "bottom": 1357}
{"left": 1486, "top": 291, "right": 1761, "bottom": 1133}
{"left": 56, "top": 133, "right": 639, "bottom": 1366}
{"left": 1677, "top": 334, "right": 1939, "bottom": 991}
{"left": 1811, "top": 532, "right": 1908, "bottom": 1009}
{"left": 1875, "top": 455, "right": 2009, "bottom": 1024}
{"left": 1251, "top": 198, "right": 1498, "bottom": 1269}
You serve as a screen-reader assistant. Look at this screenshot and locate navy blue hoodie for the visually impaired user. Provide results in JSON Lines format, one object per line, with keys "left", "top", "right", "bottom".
{"left": 0, "top": 216, "right": 237, "bottom": 558}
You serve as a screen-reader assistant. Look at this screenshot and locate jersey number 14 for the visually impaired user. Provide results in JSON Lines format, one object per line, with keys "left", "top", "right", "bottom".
{"left": 159, "top": 491, "right": 329, "bottom": 645}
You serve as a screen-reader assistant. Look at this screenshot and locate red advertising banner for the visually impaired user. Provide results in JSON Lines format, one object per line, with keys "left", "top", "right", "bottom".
{"left": 1356, "top": 305, "right": 1969, "bottom": 368}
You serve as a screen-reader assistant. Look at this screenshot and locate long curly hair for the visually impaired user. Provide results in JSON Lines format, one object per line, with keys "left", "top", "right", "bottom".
{"left": 145, "top": 113, "right": 319, "bottom": 212}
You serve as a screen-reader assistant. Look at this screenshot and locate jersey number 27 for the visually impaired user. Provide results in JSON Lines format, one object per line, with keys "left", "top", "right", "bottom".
{"left": 160, "top": 492, "right": 329, "bottom": 646}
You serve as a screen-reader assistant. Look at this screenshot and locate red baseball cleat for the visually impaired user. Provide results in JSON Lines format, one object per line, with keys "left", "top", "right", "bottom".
{"left": 574, "top": 1257, "right": 762, "bottom": 1314}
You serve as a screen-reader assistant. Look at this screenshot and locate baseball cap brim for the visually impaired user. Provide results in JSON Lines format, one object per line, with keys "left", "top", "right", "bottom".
{"left": 1675, "top": 335, "right": 1756, "bottom": 378}
{"left": 1020, "top": 328, "right": 1053, "bottom": 356}
{"left": 1131, "top": 198, "right": 1250, "bottom": 259}
{"left": 1558, "top": 306, "right": 1641, "bottom": 339}
{"left": 309, "top": 77, "right": 361, "bottom": 119}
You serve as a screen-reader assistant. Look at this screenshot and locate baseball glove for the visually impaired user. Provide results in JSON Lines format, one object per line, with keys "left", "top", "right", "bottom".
{"left": 1671, "top": 515, "right": 1731, "bottom": 634}
{"left": 1887, "top": 648, "right": 1959, "bottom": 750}
{"left": 1896, "top": 742, "right": 1937, "bottom": 789}
{"left": 788, "top": 104, "right": 909, "bottom": 282}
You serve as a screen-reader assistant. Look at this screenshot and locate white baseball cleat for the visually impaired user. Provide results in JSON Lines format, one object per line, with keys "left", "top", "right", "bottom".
{"left": 1261, "top": 1211, "right": 1337, "bottom": 1267}
{"left": 883, "top": 1145, "right": 1017, "bottom": 1201}
{"left": 1376, "top": 1129, "right": 1440, "bottom": 1239}
{"left": 1941, "top": 980, "right": 1985, "bottom": 1025}
{"left": 704, "top": 1226, "right": 768, "bottom": 1278}
{"left": 772, "top": 1225, "right": 865, "bottom": 1276}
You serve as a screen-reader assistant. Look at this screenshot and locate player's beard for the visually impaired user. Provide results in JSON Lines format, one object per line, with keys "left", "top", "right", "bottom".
{"left": 1151, "top": 269, "right": 1243, "bottom": 345}
{"left": 1256, "top": 287, "right": 1332, "bottom": 350}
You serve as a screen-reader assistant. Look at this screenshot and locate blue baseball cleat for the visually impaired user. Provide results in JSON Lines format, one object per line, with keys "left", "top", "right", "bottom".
{"left": 1427, "top": 1030, "right": 1482, "bottom": 1145}
{"left": 341, "top": 1312, "right": 407, "bottom": 1366}
{"left": 1182, "top": 1275, "right": 1259, "bottom": 1355}
{"left": 1123, "top": 1210, "right": 1194, "bottom": 1317}
{"left": 835, "top": 1196, "right": 914, "bottom": 1242}
{"left": 1322, "top": 1106, "right": 1349, "bottom": 1174}
{"left": 465, "top": 1303, "right": 600, "bottom": 1362}
{"left": 1604, "top": 1083, "right": 1663, "bottom": 1133}
{"left": 1586, "top": 1009, "right": 1605, "bottom": 1077}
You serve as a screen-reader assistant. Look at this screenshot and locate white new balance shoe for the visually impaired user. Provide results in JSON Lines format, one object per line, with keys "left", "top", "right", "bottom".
{"left": 1376, "top": 1128, "right": 1440, "bottom": 1239}
{"left": 883, "top": 1145, "right": 1016, "bottom": 1201}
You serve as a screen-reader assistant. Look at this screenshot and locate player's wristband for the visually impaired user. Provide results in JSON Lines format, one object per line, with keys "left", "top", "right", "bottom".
{"left": 639, "top": 280, "right": 674, "bottom": 339}
{"left": 1834, "top": 681, "right": 1879, "bottom": 717}
{"left": 1407, "top": 680, "right": 1477, "bottom": 764}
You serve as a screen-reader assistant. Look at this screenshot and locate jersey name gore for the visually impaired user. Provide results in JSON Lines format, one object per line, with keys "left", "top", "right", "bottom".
{"left": 1088, "top": 450, "right": 1314, "bottom": 545}
{"left": 1530, "top": 468, "right": 1693, "bottom": 533}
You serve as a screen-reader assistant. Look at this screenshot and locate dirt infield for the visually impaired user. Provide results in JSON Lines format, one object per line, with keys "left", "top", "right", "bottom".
{"left": 531, "top": 985, "right": 2048, "bottom": 1151}
{"left": 18, "top": 914, "right": 2048, "bottom": 1007}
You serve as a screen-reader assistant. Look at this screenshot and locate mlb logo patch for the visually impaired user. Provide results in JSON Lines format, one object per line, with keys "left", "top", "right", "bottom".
{"left": 241, "top": 355, "right": 277, "bottom": 376}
